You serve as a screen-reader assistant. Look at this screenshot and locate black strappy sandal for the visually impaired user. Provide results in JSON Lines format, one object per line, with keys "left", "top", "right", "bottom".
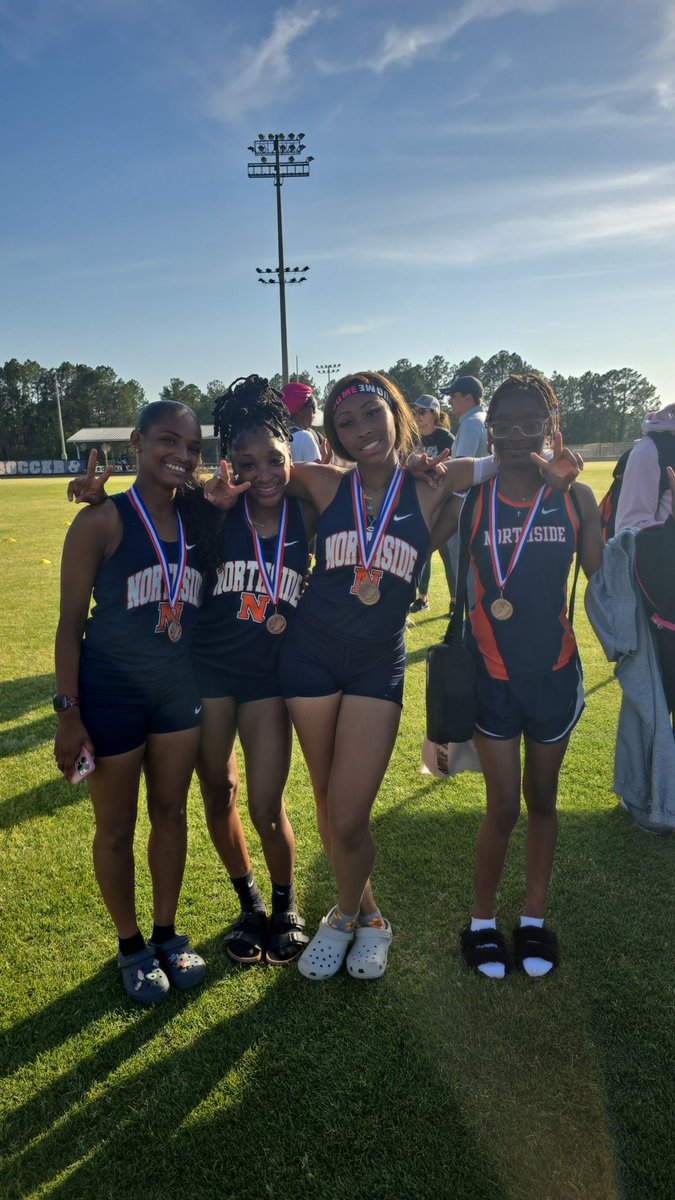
{"left": 223, "top": 910, "right": 268, "bottom": 965}
{"left": 266, "top": 910, "right": 309, "bottom": 965}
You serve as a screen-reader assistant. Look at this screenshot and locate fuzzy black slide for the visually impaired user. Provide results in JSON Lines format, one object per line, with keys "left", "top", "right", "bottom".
{"left": 460, "top": 926, "right": 510, "bottom": 974}
{"left": 512, "top": 924, "right": 559, "bottom": 972}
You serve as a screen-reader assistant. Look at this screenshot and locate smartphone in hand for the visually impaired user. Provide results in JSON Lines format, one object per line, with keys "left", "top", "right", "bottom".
{"left": 69, "top": 746, "right": 96, "bottom": 784}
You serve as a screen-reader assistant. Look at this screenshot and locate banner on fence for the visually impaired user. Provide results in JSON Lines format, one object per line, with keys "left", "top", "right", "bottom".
{"left": 0, "top": 460, "right": 85, "bottom": 477}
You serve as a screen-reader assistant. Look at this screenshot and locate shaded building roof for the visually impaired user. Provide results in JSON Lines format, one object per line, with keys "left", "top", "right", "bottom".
{"left": 67, "top": 426, "right": 217, "bottom": 442}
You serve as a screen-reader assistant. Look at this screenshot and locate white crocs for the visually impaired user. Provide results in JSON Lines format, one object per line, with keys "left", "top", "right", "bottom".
{"left": 297, "top": 916, "right": 354, "bottom": 980}
{"left": 346, "top": 920, "right": 393, "bottom": 980}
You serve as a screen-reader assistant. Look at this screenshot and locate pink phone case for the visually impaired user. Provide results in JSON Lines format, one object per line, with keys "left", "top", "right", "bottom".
{"left": 70, "top": 746, "right": 96, "bottom": 784}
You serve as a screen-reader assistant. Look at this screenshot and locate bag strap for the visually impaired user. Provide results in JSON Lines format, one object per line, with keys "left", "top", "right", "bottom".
{"left": 443, "top": 485, "right": 479, "bottom": 646}
{"left": 567, "top": 487, "right": 583, "bottom": 625}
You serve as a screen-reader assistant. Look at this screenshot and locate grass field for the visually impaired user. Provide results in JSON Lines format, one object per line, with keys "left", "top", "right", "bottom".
{"left": 1, "top": 467, "right": 673, "bottom": 1200}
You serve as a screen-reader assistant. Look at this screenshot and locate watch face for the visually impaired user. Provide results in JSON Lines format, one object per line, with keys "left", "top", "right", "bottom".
{"left": 53, "top": 694, "right": 70, "bottom": 711}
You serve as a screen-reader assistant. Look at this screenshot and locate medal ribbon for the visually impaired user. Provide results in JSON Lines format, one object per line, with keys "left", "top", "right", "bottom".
{"left": 351, "top": 465, "right": 405, "bottom": 572}
{"left": 128, "top": 485, "right": 188, "bottom": 613}
{"left": 244, "top": 496, "right": 289, "bottom": 608}
{"left": 488, "top": 478, "right": 546, "bottom": 591}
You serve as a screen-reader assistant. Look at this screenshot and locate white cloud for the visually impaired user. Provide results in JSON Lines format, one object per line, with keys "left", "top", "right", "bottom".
{"left": 374, "top": 0, "right": 557, "bottom": 72}
{"left": 333, "top": 319, "right": 390, "bottom": 335}
{"left": 208, "top": 4, "right": 325, "bottom": 121}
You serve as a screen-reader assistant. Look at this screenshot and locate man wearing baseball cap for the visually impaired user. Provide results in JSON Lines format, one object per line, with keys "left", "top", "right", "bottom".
{"left": 440, "top": 376, "right": 489, "bottom": 604}
{"left": 281, "top": 382, "right": 323, "bottom": 463}
{"left": 440, "top": 376, "right": 488, "bottom": 460}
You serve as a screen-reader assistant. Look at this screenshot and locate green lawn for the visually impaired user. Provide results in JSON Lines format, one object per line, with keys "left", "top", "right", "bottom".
{"left": 1, "top": 468, "right": 673, "bottom": 1200}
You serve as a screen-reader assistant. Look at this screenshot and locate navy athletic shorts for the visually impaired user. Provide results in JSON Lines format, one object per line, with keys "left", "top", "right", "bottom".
{"left": 193, "top": 658, "right": 282, "bottom": 704}
{"left": 473, "top": 652, "right": 585, "bottom": 744}
{"left": 79, "top": 667, "right": 202, "bottom": 758}
{"left": 279, "top": 615, "right": 407, "bottom": 706}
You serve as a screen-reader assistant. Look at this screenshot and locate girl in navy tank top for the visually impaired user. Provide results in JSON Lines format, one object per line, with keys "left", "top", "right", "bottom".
{"left": 207, "top": 370, "right": 505, "bottom": 982}
{"left": 54, "top": 402, "right": 211, "bottom": 1005}
{"left": 443, "top": 375, "right": 604, "bottom": 981}
{"left": 196, "top": 376, "right": 315, "bottom": 967}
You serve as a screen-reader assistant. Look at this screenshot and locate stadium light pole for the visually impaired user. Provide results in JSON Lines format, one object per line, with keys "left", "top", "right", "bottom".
{"left": 247, "top": 133, "right": 314, "bottom": 385}
{"left": 316, "top": 363, "right": 341, "bottom": 397}
{"left": 52, "top": 370, "right": 68, "bottom": 459}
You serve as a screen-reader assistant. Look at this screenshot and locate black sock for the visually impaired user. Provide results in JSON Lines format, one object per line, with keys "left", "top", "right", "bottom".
{"left": 119, "top": 931, "right": 145, "bottom": 957}
{"left": 150, "top": 923, "right": 175, "bottom": 945}
{"left": 271, "top": 881, "right": 296, "bottom": 914}
{"left": 231, "top": 870, "right": 266, "bottom": 914}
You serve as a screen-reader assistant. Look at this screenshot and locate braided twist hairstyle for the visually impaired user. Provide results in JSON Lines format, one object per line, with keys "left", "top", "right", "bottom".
{"left": 212, "top": 374, "right": 291, "bottom": 458}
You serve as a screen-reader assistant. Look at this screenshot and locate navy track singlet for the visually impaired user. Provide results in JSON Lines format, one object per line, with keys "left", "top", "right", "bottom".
{"left": 468, "top": 481, "right": 580, "bottom": 680}
{"left": 296, "top": 470, "right": 430, "bottom": 642}
{"left": 81, "top": 491, "right": 203, "bottom": 680}
{"left": 190, "top": 494, "right": 309, "bottom": 677}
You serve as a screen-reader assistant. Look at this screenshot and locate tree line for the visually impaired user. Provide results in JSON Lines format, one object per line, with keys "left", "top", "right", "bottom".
{"left": 0, "top": 351, "right": 658, "bottom": 459}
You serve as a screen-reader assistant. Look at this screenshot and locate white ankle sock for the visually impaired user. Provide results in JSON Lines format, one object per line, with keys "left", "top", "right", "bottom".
{"left": 520, "top": 915, "right": 553, "bottom": 977}
{"left": 470, "top": 916, "right": 505, "bottom": 979}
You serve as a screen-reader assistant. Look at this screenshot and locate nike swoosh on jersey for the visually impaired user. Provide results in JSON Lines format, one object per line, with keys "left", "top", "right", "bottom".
{"left": 284, "top": 540, "right": 299, "bottom": 546}
{"left": 541, "top": 507, "right": 559, "bottom": 515}
{"left": 187, "top": 543, "right": 197, "bottom": 549}
{"left": 392, "top": 514, "right": 412, "bottom": 522}
{"left": 194, "top": 705, "right": 202, "bottom": 715}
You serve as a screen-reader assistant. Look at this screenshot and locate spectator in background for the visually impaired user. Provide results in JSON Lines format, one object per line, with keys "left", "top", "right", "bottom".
{"left": 409, "top": 394, "right": 455, "bottom": 614}
{"left": 440, "top": 375, "right": 489, "bottom": 601}
{"left": 281, "top": 382, "right": 327, "bottom": 464}
{"left": 615, "top": 403, "right": 675, "bottom": 531}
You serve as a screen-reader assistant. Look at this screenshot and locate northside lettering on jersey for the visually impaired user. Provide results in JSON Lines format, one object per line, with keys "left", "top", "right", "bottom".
{"left": 126, "top": 563, "right": 203, "bottom": 610}
{"left": 212, "top": 560, "right": 303, "bottom": 609}
{"left": 482, "top": 525, "right": 570, "bottom": 546}
{"left": 324, "top": 530, "right": 419, "bottom": 584}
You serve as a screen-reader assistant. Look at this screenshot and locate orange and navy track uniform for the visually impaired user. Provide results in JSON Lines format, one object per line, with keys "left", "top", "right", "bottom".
{"left": 465, "top": 481, "right": 585, "bottom": 742}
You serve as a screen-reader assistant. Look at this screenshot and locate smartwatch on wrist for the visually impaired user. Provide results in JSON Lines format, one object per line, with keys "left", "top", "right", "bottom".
{"left": 53, "top": 694, "right": 80, "bottom": 712}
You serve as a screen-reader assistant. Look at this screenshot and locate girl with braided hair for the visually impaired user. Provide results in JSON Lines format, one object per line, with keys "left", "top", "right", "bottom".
{"left": 441, "top": 374, "right": 604, "bottom": 980}
{"left": 192, "top": 374, "right": 314, "bottom": 964}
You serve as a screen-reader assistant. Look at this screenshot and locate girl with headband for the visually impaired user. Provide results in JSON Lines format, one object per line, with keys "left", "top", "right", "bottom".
{"left": 54, "top": 401, "right": 209, "bottom": 1004}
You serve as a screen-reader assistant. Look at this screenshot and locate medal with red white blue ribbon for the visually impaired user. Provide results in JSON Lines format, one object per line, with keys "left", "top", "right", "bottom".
{"left": 244, "top": 496, "right": 289, "bottom": 634}
{"left": 488, "top": 477, "right": 546, "bottom": 620}
{"left": 351, "top": 465, "right": 405, "bottom": 605}
{"left": 128, "top": 485, "right": 187, "bottom": 641}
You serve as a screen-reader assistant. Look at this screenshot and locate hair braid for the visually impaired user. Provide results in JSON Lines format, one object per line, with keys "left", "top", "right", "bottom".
{"left": 212, "top": 374, "right": 291, "bottom": 457}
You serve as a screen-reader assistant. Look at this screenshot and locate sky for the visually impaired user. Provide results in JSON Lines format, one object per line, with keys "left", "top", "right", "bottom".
{"left": 1, "top": 0, "right": 674, "bottom": 406}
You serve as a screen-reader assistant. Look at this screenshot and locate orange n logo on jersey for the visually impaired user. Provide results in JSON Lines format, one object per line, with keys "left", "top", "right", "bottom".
{"left": 237, "top": 593, "right": 269, "bottom": 623}
{"left": 155, "top": 601, "right": 184, "bottom": 634}
{"left": 350, "top": 567, "right": 383, "bottom": 596}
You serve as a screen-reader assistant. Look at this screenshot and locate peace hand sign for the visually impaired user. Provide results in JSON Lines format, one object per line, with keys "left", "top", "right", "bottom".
{"left": 531, "top": 432, "right": 583, "bottom": 492}
{"left": 203, "top": 460, "right": 251, "bottom": 509}
{"left": 67, "top": 449, "right": 113, "bottom": 504}
{"left": 405, "top": 448, "right": 451, "bottom": 489}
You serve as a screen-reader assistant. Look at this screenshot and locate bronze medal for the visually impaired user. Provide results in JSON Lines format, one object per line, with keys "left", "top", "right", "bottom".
{"left": 266, "top": 612, "right": 287, "bottom": 635}
{"left": 357, "top": 579, "right": 381, "bottom": 606}
{"left": 167, "top": 619, "right": 183, "bottom": 642}
{"left": 491, "top": 597, "right": 514, "bottom": 621}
